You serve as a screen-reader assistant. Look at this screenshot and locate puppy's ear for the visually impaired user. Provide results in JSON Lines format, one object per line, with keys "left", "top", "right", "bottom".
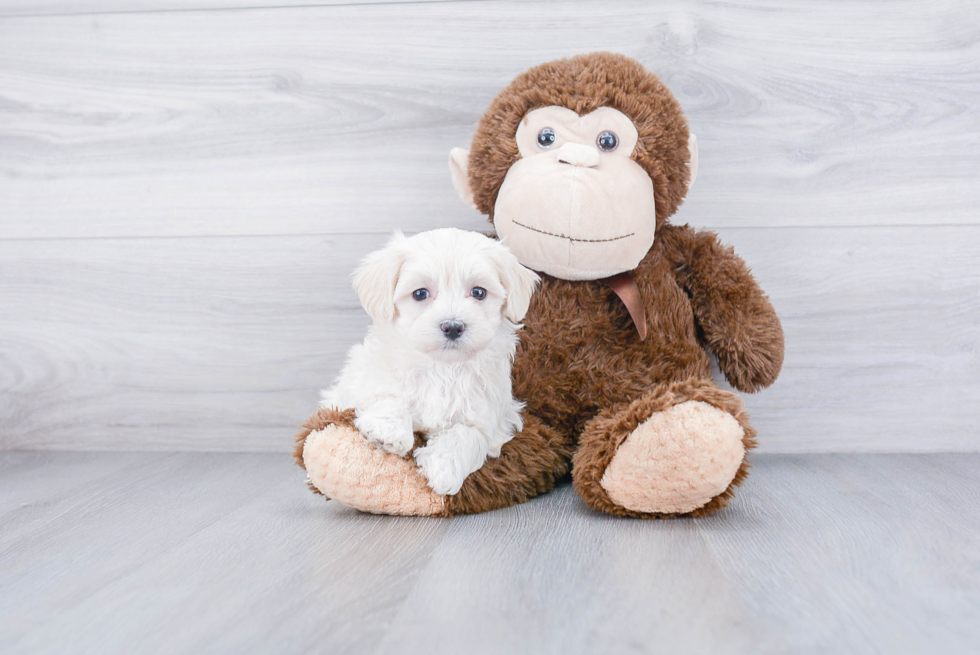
{"left": 487, "top": 240, "right": 540, "bottom": 322}
{"left": 352, "top": 232, "right": 409, "bottom": 322}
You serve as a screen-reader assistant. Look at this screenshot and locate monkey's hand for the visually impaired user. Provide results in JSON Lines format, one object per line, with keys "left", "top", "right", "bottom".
{"left": 660, "top": 225, "right": 784, "bottom": 392}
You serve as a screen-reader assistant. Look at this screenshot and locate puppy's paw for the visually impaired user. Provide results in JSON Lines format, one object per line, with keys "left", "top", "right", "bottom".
{"left": 354, "top": 412, "right": 414, "bottom": 457}
{"left": 413, "top": 445, "right": 467, "bottom": 496}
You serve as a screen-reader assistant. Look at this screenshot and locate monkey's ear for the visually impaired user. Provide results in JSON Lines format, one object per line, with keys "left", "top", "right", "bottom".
{"left": 449, "top": 148, "right": 478, "bottom": 211}
{"left": 487, "top": 241, "right": 540, "bottom": 322}
{"left": 351, "top": 232, "right": 409, "bottom": 323}
{"left": 687, "top": 133, "right": 699, "bottom": 191}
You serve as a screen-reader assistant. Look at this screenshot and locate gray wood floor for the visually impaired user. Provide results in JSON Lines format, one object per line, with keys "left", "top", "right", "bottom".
{"left": 1, "top": 452, "right": 977, "bottom": 654}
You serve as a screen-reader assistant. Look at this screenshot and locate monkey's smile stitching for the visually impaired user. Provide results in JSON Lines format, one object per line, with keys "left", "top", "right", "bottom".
{"left": 512, "top": 220, "right": 634, "bottom": 243}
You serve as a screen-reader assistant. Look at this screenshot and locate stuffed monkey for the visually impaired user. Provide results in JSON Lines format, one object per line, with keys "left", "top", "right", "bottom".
{"left": 296, "top": 53, "right": 783, "bottom": 518}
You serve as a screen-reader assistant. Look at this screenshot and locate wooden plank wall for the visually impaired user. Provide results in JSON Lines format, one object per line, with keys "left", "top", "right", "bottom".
{"left": 1, "top": 0, "right": 978, "bottom": 452}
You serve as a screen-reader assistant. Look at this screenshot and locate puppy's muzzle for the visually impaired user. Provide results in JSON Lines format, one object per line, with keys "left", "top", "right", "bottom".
{"left": 440, "top": 320, "right": 466, "bottom": 341}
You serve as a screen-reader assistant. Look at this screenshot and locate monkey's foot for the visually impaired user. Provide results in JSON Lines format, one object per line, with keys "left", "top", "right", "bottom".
{"left": 572, "top": 379, "right": 756, "bottom": 518}
{"left": 295, "top": 407, "right": 445, "bottom": 517}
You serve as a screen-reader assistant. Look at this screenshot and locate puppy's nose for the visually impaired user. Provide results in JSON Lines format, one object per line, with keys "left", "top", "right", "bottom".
{"left": 557, "top": 142, "right": 600, "bottom": 168}
{"left": 440, "top": 320, "right": 466, "bottom": 341}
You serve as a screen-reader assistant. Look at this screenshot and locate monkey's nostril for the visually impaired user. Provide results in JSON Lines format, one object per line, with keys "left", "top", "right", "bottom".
{"left": 440, "top": 320, "right": 465, "bottom": 341}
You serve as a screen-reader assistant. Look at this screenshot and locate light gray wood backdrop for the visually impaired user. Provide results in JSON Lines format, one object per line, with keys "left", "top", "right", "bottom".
{"left": 1, "top": 0, "right": 978, "bottom": 452}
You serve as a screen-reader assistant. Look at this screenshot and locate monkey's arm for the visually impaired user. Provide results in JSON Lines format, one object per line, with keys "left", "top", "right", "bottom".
{"left": 659, "top": 224, "right": 784, "bottom": 392}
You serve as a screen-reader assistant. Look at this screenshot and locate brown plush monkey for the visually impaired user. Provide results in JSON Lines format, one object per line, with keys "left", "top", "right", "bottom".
{"left": 296, "top": 53, "right": 783, "bottom": 518}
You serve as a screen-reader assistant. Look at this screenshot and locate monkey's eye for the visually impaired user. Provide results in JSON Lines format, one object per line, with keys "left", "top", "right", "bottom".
{"left": 597, "top": 131, "right": 619, "bottom": 152}
{"left": 537, "top": 128, "right": 557, "bottom": 149}
{"left": 412, "top": 289, "right": 430, "bottom": 301}
{"left": 471, "top": 287, "right": 487, "bottom": 300}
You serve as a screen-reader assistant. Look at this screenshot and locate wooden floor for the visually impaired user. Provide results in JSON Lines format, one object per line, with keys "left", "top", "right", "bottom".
{"left": 0, "top": 452, "right": 977, "bottom": 654}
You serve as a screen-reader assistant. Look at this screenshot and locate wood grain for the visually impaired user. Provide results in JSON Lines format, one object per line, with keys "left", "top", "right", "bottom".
{"left": 698, "top": 454, "right": 980, "bottom": 653}
{"left": 2, "top": 0, "right": 978, "bottom": 453}
{"left": 0, "top": 0, "right": 472, "bottom": 18}
{"left": 1, "top": 226, "right": 977, "bottom": 452}
{"left": 1, "top": 0, "right": 978, "bottom": 239}
{"left": 0, "top": 233, "right": 381, "bottom": 450}
{"left": 718, "top": 225, "right": 980, "bottom": 452}
{"left": 375, "top": 488, "right": 771, "bottom": 654}
{"left": 0, "top": 451, "right": 450, "bottom": 654}
{"left": 1, "top": 451, "right": 977, "bottom": 654}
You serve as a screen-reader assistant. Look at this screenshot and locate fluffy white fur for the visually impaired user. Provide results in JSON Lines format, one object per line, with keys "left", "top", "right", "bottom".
{"left": 320, "top": 228, "right": 540, "bottom": 495}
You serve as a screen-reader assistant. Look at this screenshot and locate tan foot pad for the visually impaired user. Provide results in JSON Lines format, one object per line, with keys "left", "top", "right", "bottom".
{"left": 303, "top": 425, "right": 445, "bottom": 517}
{"left": 600, "top": 400, "right": 745, "bottom": 514}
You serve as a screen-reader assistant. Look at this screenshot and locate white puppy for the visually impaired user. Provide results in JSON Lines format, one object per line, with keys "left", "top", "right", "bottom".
{"left": 320, "top": 228, "right": 540, "bottom": 495}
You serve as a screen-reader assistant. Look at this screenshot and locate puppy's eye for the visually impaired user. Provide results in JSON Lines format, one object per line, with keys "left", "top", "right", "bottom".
{"left": 412, "top": 289, "right": 429, "bottom": 301}
{"left": 471, "top": 287, "right": 487, "bottom": 301}
{"left": 597, "top": 131, "right": 619, "bottom": 152}
{"left": 537, "top": 128, "right": 556, "bottom": 149}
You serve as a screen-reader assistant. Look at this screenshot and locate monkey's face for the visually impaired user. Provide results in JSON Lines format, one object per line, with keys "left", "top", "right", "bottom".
{"left": 451, "top": 54, "right": 696, "bottom": 282}
{"left": 493, "top": 106, "right": 656, "bottom": 281}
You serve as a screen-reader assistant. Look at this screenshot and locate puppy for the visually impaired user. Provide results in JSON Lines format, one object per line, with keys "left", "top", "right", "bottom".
{"left": 320, "top": 228, "right": 540, "bottom": 495}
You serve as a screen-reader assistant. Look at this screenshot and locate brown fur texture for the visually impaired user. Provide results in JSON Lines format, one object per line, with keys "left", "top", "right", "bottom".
{"left": 502, "top": 225, "right": 778, "bottom": 517}
{"left": 446, "top": 413, "right": 574, "bottom": 516}
{"left": 660, "top": 226, "right": 784, "bottom": 392}
{"left": 464, "top": 53, "right": 782, "bottom": 517}
{"left": 295, "top": 53, "right": 783, "bottom": 519}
